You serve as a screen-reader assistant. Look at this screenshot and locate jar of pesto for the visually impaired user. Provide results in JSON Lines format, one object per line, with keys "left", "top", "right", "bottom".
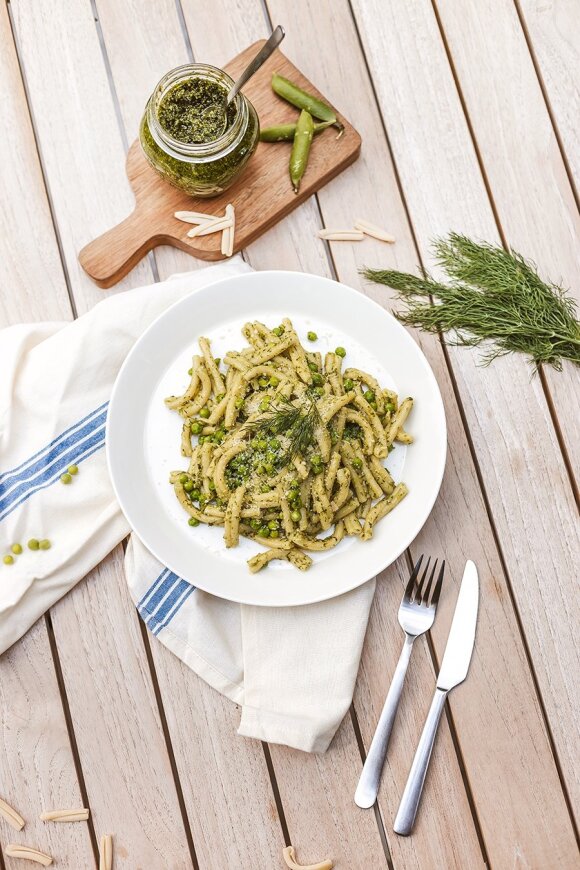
{"left": 140, "top": 64, "right": 259, "bottom": 197}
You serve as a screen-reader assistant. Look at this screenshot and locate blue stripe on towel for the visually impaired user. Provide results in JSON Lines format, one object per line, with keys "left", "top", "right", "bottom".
{"left": 137, "top": 568, "right": 196, "bottom": 635}
{"left": 0, "top": 402, "right": 108, "bottom": 490}
{"left": 0, "top": 412, "right": 107, "bottom": 522}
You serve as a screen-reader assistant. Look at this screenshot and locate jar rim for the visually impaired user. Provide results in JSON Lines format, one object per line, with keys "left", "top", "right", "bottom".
{"left": 147, "top": 63, "right": 248, "bottom": 160}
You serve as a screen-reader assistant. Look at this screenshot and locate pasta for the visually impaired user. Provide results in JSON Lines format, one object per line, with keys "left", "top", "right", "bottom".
{"left": 166, "top": 319, "right": 413, "bottom": 572}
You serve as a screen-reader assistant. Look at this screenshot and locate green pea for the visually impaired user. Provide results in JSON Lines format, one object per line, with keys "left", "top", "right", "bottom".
{"left": 259, "top": 527, "right": 271, "bottom": 538}
{"left": 269, "top": 438, "right": 280, "bottom": 450}
{"left": 191, "top": 489, "right": 201, "bottom": 501}
{"left": 343, "top": 378, "right": 354, "bottom": 391}
{"left": 208, "top": 481, "right": 216, "bottom": 491}
{"left": 198, "top": 435, "right": 206, "bottom": 445}
{"left": 250, "top": 518, "right": 261, "bottom": 530}
{"left": 188, "top": 367, "right": 193, "bottom": 375}
{"left": 68, "top": 465, "right": 79, "bottom": 475}
{"left": 214, "top": 431, "right": 224, "bottom": 444}
{"left": 11, "top": 543, "right": 23, "bottom": 555}
{"left": 216, "top": 392, "right": 225, "bottom": 402}
{"left": 3, "top": 555, "right": 14, "bottom": 565}
{"left": 312, "top": 373, "right": 323, "bottom": 386}
{"left": 39, "top": 539, "right": 51, "bottom": 550}
{"left": 183, "top": 480, "right": 194, "bottom": 492}
{"left": 264, "top": 463, "right": 274, "bottom": 474}
{"left": 199, "top": 408, "right": 210, "bottom": 419}
{"left": 60, "top": 472, "right": 72, "bottom": 485}
{"left": 335, "top": 346, "right": 346, "bottom": 358}
{"left": 313, "top": 387, "right": 324, "bottom": 397}
{"left": 385, "top": 402, "right": 395, "bottom": 413}
{"left": 307, "top": 331, "right": 318, "bottom": 341}
{"left": 268, "top": 519, "right": 279, "bottom": 530}
{"left": 310, "top": 454, "right": 321, "bottom": 466}
{"left": 260, "top": 484, "right": 271, "bottom": 493}
{"left": 364, "top": 390, "right": 375, "bottom": 402}
{"left": 269, "top": 376, "right": 280, "bottom": 387}
{"left": 269, "top": 529, "right": 280, "bottom": 539}
{"left": 272, "top": 325, "right": 285, "bottom": 337}
{"left": 258, "top": 377, "right": 269, "bottom": 388}
{"left": 190, "top": 421, "right": 202, "bottom": 435}
{"left": 291, "top": 510, "right": 301, "bottom": 522}
{"left": 179, "top": 474, "right": 189, "bottom": 485}
{"left": 370, "top": 401, "right": 378, "bottom": 412}
{"left": 352, "top": 457, "right": 363, "bottom": 470}
{"left": 307, "top": 361, "right": 318, "bottom": 372}
{"left": 290, "top": 478, "right": 300, "bottom": 489}
{"left": 188, "top": 517, "right": 200, "bottom": 527}
{"left": 28, "top": 538, "right": 40, "bottom": 551}
{"left": 259, "top": 398, "right": 271, "bottom": 412}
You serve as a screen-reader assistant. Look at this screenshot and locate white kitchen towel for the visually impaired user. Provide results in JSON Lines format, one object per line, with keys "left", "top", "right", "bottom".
{"left": 0, "top": 260, "right": 375, "bottom": 753}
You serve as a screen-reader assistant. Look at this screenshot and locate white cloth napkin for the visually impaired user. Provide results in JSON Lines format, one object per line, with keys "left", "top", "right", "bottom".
{"left": 0, "top": 261, "right": 375, "bottom": 753}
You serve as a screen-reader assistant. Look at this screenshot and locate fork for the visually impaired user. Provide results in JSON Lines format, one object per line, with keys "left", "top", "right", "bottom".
{"left": 354, "top": 555, "right": 445, "bottom": 809}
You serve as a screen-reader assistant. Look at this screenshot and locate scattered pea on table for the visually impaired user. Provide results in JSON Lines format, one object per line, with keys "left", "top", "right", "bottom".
{"left": 3, "top": 555, "right": 14, "bottom": 566}
{"left": 28, "top": 538, "right": 40, "bottom": 551}
{"left": 60, "top": 472, "right": 72, "bottom": 484}
{"left": 307, "top": 331, "right": 318, "bottom": 341}
{"left": 11, "top": 543, "right": 23, "bottom": 555}
{"left": 39, "top": 539, "right": 51, "bottom": 550}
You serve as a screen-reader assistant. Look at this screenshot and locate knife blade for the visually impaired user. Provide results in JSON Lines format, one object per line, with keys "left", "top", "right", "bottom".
{"left": 394, "top": 560, "right": 479, "bottom": 836}
{"left": 437, "top": 559, "right": 479, "bottom": 690}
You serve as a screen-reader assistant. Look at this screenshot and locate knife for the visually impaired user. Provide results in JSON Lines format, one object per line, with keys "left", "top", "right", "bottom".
{"left": 393, "top": 560, "right": 479, "bottom": 836}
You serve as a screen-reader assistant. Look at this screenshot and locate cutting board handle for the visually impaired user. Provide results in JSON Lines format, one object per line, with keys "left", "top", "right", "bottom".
{"left": 79, "top": 206, "right": 156, "bottom": 288}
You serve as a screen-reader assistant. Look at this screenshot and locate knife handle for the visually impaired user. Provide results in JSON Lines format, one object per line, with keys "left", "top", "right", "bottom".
{"left": 394, "top": 687, "right": 448, "bottom": 836}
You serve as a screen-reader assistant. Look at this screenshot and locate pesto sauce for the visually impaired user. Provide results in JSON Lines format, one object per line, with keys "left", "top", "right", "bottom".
{"left": 157, "top": 78, "right": 235, "bottom": 144}
{"left": 140, "top": 75, "right": 259, "bottom": 197}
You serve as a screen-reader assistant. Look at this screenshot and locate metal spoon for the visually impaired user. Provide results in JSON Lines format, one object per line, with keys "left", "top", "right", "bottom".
{"left": 203, "top": 25, "right": 285, "bottom": 135}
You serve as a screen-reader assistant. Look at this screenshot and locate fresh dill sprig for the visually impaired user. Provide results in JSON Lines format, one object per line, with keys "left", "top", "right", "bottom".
{"left": 244, "top": 396, "right": 320, "bottom": 466}
{"left": 362, "top": 233, "right": 580, "bottom": 371}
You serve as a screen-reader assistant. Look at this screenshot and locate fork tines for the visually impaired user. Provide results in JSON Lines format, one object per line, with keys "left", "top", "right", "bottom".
{"left": 405, "top": 555, "right": 445, "bottom": 607}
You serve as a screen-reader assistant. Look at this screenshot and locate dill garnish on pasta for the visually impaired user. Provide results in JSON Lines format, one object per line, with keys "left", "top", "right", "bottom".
{"left": 165, "top": 318, "right": 413, "bottom": 573}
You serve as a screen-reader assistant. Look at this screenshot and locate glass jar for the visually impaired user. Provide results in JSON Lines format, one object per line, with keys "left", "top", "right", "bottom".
{"left": 139, "top": 63, "right": 260, "bottom": 198}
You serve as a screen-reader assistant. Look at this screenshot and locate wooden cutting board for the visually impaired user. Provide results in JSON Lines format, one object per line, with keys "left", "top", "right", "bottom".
{"left": 79, "top": 42, "right": 361, "bottom": 288}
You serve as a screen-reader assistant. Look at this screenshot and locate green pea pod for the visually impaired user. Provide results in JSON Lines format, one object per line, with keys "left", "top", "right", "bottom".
{"left": 289, "top": 110, "right": 314, "bottom": 194}
{"left": 272, "top": 73, "right": 344, "bottom": 134}
{"left": 260, "top": 119, "right": 333, "bottom": 142}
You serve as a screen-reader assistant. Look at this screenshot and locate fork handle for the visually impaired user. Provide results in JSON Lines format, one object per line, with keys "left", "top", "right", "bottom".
{"left": 393, "top": 687, "right": 448, "bottom": 835}
{"left": 355, "top": 635, "right": 414, "bottom": 808}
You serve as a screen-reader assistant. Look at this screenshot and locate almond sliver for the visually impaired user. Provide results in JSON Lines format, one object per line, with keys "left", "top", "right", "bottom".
{"left": 174, "top": 210, "right": 217, "bottom": 224}
{"left": 0, "top": 796, "right": 25, "bottom": 830}
{"left": 317, "top": 230, "right": 365, "bottom": 241}
{"left": 354, "top": 218, "right": 395, "bottom": 243}
{"left": 187, "top": 217, "right": 232, "bottom": 238}
{"left": 283, "top": 845, "right": 333, "bottom": 870}
{"left": 5, "top": 844, "right": 53, "bottom": 866}
{"left": 40, "top": 808, "right": 89, "bottom": 822}
{"left": 100, "top": 833, "right": 113, "bottom": 870}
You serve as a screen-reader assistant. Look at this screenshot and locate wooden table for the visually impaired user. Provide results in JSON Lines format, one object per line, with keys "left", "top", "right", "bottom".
{"left": 1, "top": 1, "right": 578, "bottom": 867}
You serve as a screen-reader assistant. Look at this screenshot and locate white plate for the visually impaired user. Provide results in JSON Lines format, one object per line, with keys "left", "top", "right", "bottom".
{"left": 107, "top": 270, "right": 446, "bottom": 606}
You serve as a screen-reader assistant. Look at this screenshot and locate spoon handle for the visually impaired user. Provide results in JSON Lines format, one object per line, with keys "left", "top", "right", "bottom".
{"left": 227, "top": 25, "right": 285, "bottom": 104}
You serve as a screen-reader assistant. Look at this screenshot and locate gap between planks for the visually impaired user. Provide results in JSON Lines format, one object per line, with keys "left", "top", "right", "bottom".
{"left": 429, "top": 0, "right": 579, "bottom": 505}
{"left": 5, "top": 0, "right": 79, "bottom": 319}
{"left": 138, "top": 621, "right": 199, "bottom": 870}
{"left": 511, "top": 0, "right": 580, "bottom": 211}
{"left": 44, "top": 613, "right": 100, "bottom": 867}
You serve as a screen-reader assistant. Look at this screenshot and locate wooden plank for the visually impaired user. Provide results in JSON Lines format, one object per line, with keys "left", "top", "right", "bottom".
{"left": 433, "top": 0, "right": 580, "bottom": 479}
{"left": 264, "top": 0, "right": 578, "bottom": 864}
{"left": 49, "top": 552, "right": 193, "bottom": 868}
{"left": 8, "top": 1, "right": 197, "bottom": 863}
{"left": 178, "top": 2, "right": 483, "bottom": 866}
{"left": 0, "top": 7, "right": 95, "bottom": 867}
{"left": 516, "top": 0, "right": 580, "bottom": 195}
{"left": 0, "top": 622, "right": 96, "bottom": 870}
